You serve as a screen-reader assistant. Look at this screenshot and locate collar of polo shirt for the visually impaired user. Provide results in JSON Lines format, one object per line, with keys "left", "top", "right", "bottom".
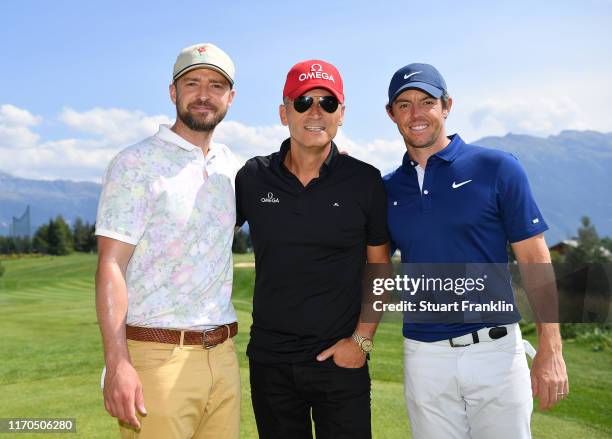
{"left": 401, "top": 134, "right": 462, "bottom": 172}
{"left": 157, "top": 124, "right": 219, "bottom": 155}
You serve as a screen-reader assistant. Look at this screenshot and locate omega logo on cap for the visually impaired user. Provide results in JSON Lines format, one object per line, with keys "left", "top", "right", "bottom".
{"left": 310, "top": 63, "right": 323, "bottom": 72}
{"left": 298, "top": 63, "right": 335, "bottom": 83}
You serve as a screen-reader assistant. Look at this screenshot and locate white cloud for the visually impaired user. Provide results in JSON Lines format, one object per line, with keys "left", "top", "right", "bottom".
{"left": 0, "top": 104, "right": 41, "bottom": 149}
{"left": 0, "top": 138, "right": 120, "bottom": 182}
{"left": 213, "top": 120, "right": 289, "bottom": 162}
{"left": 0, "top": 104, "right": 40, "bottom": 126}
{"left": 466, "top": 96, "right": 589, "bottom": 139}
{"left": 59, "top": 107, "right": 172, "bottom": 145}
{"left": 450, "top": 71, "right": 612, "bottom": 142}
{"left": 333, "top": 132, "right": 404, "bottom": 174}
{"left": 0, "top": 105, "right": 170, "bottom": 181}
{"left": 0, "top": 104, "right": 407, "bottom": 181}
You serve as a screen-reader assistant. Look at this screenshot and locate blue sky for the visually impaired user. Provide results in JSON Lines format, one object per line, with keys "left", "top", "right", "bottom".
{"left": 1, "top": 0, "right": 611, "bottom": 181}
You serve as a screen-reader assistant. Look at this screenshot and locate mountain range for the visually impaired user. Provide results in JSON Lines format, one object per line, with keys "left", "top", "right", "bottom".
{"left": 0, "top": 170, "right": 100, "bottom": 236}
{"left": 475, "top": 130, "right": 612, "bottom": 243}
{"left": 1, "top": 130, "right": 611, "bottom": 244}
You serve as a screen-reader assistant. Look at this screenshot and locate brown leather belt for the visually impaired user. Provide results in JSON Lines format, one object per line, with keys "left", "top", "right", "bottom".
{"left": 126, "top": 322, "right": 238, "bottom": 348}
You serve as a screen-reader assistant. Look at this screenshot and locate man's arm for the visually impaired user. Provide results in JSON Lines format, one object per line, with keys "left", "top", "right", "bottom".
{"left": 511, "top": 233, "right": 569, "bottom": 410}
{"left": 317, "top": 243, "right": 391, "bottom": 367}
{"left": 96, "top": 236, "right": 145, "bottom": 428}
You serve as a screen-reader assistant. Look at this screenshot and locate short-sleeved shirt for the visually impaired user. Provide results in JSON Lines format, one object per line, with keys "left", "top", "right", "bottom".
{"left": 236, "top": 139, "right": 389, "bottom": 363}
{"left": 95, "top": 124, "right": 239, "bottom": 330}
{"left": 383, "top": 134, "right": 549, "bottom": 341}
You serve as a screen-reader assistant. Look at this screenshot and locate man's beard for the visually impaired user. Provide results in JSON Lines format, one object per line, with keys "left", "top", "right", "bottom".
{"left": 177, "top": 99, "right": 228, "bottom": 132}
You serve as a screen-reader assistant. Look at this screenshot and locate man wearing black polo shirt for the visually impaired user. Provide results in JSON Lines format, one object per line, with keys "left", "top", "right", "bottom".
{"left": 235, "top": 59, "right": 390, "bottom": 439}
{"left": 383, "top": 63, "right": 568, "bottom": 439}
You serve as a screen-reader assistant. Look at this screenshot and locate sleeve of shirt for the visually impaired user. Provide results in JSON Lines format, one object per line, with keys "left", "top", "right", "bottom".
{"left": 496, "top": 153, "right": 549, "bottom": 243}
{"left": 235, "top": 166, "right": 247, "bottom": 228}
{"left": 95, "top": 152, "right": 152, "bottom": 245}
{"left": 366, "top": 170, "right": 390, "bottom": 246}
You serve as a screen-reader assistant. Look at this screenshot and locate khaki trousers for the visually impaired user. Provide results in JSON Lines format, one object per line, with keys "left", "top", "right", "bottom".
{"left": 119, "top": 338, "right": 240, "bottom": 439}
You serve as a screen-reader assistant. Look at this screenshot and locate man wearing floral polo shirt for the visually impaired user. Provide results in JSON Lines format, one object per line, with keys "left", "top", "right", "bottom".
{"left": 95, "top": 43, "right": 240, "bottom": 438}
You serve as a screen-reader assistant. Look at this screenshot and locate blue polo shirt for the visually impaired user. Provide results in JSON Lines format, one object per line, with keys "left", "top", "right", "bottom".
{"left": 383, "top": 134, "right": 549, "bottom": 341}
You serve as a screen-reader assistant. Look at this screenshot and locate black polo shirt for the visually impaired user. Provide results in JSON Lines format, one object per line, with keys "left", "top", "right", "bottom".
{"left": 236, "top": 139, "right": 389, "bottom": 364}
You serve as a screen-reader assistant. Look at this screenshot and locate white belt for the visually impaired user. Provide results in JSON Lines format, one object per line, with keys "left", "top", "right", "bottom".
{"left": 422, "top": 324, "right": 537, "bottom": 359}
{"left": 428, "top": 324, "right": 514, "bottom": 347}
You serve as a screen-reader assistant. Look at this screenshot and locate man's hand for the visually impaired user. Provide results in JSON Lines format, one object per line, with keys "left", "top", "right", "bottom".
{"left": 314, "top": 245, "right": 387, "bottom": 369}
{"left": 511, "top": 236, "right": 569, "bottom": 411}
{"left": 316, "top": 337, "right": 366, "bottom": 368}
{"left": 530, "top": 347, "right": 568, "bottom": 410}
{"left": 104, "top": 360, "right": 147, "bottom": 429}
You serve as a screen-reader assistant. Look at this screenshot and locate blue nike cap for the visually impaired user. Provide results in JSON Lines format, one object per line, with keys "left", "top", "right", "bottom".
{"left": 388, "top": 63, "right": 447, "bottom": 104}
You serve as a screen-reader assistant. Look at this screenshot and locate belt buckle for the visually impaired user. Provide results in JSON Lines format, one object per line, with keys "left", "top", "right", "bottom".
{"left": 202, "top": 327, "right": 218, "bottom": 349}
{"left": 449, "top": 338, "right": 470, "bottom": 348}
{"left": 449, "top": 331, "right": 478, "bottom": 348}
{"left": 202, "top": 324, "right": 230, "bottom": 349}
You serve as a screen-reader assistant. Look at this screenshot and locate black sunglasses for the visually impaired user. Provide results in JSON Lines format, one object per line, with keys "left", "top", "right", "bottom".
{"left": 293, "top": 95, "right": 339, "bottom": 114}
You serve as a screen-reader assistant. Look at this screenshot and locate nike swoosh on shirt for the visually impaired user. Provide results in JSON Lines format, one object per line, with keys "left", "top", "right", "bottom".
{"left": 404, "top": 71, "right": 421, "bottom": 80}
{"left": 452, "top": 180, "right": 472, "bottom": 189}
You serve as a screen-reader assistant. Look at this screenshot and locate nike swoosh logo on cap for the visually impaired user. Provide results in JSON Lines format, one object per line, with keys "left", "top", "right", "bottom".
{"left": 452, "top": 180, "right": 472, "bottom": 189}
{"left": 404, "top": 71, "right": 421, "bottom": 80}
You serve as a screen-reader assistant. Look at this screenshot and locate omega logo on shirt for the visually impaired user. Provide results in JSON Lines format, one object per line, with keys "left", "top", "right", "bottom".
{"left": 260, "top": 192, "right": 280, "bottom": 203}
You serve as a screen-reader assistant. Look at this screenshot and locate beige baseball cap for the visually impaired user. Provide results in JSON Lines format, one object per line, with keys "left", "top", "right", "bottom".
{"left": 172, "top": 43, "right": 235, "bottom": 86}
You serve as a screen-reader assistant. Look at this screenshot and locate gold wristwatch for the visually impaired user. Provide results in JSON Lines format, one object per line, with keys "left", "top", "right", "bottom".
{"left": 352, "top": 333, "right": 373, "bottom": 354}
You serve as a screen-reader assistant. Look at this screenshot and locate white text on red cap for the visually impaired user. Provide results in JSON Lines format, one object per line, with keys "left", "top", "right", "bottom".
{"left": 298, "top": 63, "right": 335, "bottom": 84}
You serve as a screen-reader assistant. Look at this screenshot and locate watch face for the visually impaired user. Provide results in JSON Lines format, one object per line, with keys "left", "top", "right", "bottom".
{"left": 361, "top": 339, "right": 373, "bottom": 352}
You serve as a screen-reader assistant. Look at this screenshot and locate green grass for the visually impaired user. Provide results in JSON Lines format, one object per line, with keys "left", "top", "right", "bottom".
{"left": 0, "top": 253, "right": 610, "bottom": 438}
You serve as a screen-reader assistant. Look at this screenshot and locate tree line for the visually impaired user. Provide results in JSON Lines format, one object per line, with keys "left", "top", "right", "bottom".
{"left": 0, "top": 217, "right": 250, "bottom": 276}
{"left": 0, "top": 216, "right": 96, "bottom": 256}
{"left": 0, "top": 218, "right": 252, "bottom": 257}
{"left": 0, "top": 215, "right": 610, "bottom": 270}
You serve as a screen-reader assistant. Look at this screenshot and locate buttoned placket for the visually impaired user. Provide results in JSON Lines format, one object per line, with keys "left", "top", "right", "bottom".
{"left": 420, "top": 157, "right": 440, "bottom": 214}
{"left": 406, "top": 158, "right": 433, "bottom": 214}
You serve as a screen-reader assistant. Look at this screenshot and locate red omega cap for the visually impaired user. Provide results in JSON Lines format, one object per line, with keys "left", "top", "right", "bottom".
{"left": 282, "top": 59, "right": 344, "bottom": 103}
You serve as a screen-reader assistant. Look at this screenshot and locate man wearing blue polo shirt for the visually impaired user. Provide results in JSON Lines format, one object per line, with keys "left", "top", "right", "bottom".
{"left": 383, "top": 63, "right": 569, "bottom": 439}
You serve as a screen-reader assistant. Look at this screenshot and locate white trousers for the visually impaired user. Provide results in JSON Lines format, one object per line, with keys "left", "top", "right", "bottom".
{"left": 403, "top": 324, "right": 532, "bottom": 439}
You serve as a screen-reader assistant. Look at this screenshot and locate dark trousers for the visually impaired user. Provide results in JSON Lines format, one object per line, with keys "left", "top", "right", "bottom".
{"left": 249, "top": 358, "right": 371, "bottom": 439}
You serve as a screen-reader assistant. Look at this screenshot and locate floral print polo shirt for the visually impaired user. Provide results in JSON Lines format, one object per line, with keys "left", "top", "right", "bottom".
{"left": 96, "top": 124, "right": 239, "bottom": 329}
